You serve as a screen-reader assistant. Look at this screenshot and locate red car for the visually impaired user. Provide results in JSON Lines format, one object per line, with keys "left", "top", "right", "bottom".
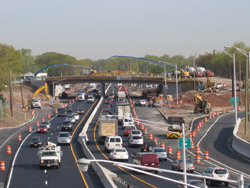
{"left": 123, "top": 126, "right": 136, "bottom": 136}
{"left": 37, "top": 125, "right": 48, "bottom": 133}
{"left": 103, "top": 107, "right": 111, "bottom": 113}
{"left": 106, "top": 98, "right": 113, "bottom": 103}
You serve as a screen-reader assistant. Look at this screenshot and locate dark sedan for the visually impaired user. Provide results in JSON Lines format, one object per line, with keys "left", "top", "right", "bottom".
{"left": 29, "top": 136, "right": 43, "bottom": 147}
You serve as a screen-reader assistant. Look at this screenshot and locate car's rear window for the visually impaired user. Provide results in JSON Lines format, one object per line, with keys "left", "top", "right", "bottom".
{"left": 116, "top": 149, "right": 126, "bottom": 152}
{"left": 215, "top": 169, "right": 227, "bottom": 174}
{"left": 115, "top": 138, "right": 121, "bottom": 142}
{"left": 132, "top": 136, "right": 142, "bottom": 140}
{"left": 110, "top": 138, "right": 115, "bottom": 142}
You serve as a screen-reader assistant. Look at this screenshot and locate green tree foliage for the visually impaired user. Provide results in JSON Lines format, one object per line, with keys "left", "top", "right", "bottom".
{"left": 0, "top": 44, "right": 22, "bottom": 91}
{"left": 20, "top": 49, "right": 36, "bottom": 73}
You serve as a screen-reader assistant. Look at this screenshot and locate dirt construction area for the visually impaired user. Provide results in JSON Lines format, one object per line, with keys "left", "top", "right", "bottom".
{"left": 0, "top": 77, "right": 249, "bottom": 140}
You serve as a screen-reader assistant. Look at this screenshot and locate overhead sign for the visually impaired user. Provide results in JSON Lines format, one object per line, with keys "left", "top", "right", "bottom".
{"left": 178, "top": 138, "right": 191, "bottom": 148}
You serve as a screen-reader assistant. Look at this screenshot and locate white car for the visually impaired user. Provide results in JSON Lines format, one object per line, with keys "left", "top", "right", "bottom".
{"left": 87, "top": 95, "right": 95, "bottom": 103}
{"left": 41, "top": 121, "right": 51, "bottom": 129}
{"left": 128, "top": 136, "right": 144, "bottom": 148}
{"left": 71, "top": 113, "right": 79, "bottom": 121}
{"left": 128, "top": 130, "right": 142, "bottom": 139}
{"left": 140, "top": 100, "right": 147, "bottom": 106}
{"left": 65, "top": 114, "right": 76, "bottom": 124}
{"left": 122, "top": 118, "right": 135, "bottom": 129}
{"left": 57, "top": 132, "right": 71, "bottom": 145}
{"left": 202, "top": 167, "right": 230, "bottom": 186}
{"left": 110, "top": 148, "right": 129, "bottom": 162}
{"left": 151, "top": 147, "right": 167, "bottom": 161}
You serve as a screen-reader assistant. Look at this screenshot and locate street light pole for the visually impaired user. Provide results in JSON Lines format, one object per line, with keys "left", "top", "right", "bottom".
{"left": 176, "top": 64, "right": 179, "bottom": 104}
{"left": 182, "top": 123, "right": 187, "bottom": 188}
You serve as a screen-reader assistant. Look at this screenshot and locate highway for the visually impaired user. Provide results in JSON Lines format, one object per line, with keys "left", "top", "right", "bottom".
{"left": 6, "top": 100, "right": 104, "bottom": 188}
{"left": 2, "top": 85, "right": 250, "bottom": 188}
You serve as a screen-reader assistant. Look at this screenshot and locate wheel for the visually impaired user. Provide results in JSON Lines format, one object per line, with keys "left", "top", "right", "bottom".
{"left": 225, "top": 182, "right": 229, "bottom": 187}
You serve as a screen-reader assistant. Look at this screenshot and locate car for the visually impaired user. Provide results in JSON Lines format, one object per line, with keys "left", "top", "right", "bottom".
{"left": 134, "top": 100, "right": 141, "bottom": 106}
{"left": 104, "top": 101, "right": 112, "bottom": 107}
{"left": 151, "top": 147, "right": 167, "bottom": 161}
{"left": 58, "top": 107, "right": 67, "bottom": 116}
{"left": 108, "top": 94, "right": 114, "bottom": 99}
{"left": 202, "top": 167, "right": 230, "bottom": 187}
{"left": 128, "top": 130, "right": 142, "bottom": 139}
{"left": 76, "top": 108, "right": 85, "bottom": 114}
{"left": 177, "top": 179, "right": 208, "bottom": 188}
{"left": 65, "top": 114, "right": 76, "bottom": 124}
{"left": 57, "top": 132, "right": 71, "bottom": 145}
{"left": 117, "top": 98, "right": 128, "bottom": 104}
{"left": 29, "top": 136, "right": 43, "bottom": 147}
{"left": 140, "top": 99, "right": 147, "bottom": 106}
{"left": 66, "top": 106, "right": 73, "bottom": 112}
{"left": 123, "top": 126, "right": 136, "bottom": 136}
{"left": 106, "top": 98, "right": 113, "bottom": 103}
{"left": 87, "top": 95, "right": 95, "bottom": 103}
{"left": 122, "top": 118, "right": 135, "bottom": 129}
{"left": 103, "top": 107, "right": 112, "bottom": 113}
{"left": 172, "top": 159, "right": 195, "bottom": 173}
{"left": 132, "top": 152, "right": 159, "bottom": 173}
{"left": 71, "top": 112, "right": 79, "bottom": 121}
{"left": 104, "top": 136, "right": 123, "bottom": 152}
{"left": 37, "top": 125, "right": 48, "bottom": 133}
{"left": 61, "top": 120, "right": 73, "bottom": 131}
{"left": 128, "top": 136, "right": 144, "bottom": 148}
{"left": 216, "top": 83, "right": 226, "bottom": 89}
{"left": 110, "top": 148, "right": 129, "bottom": 161}
{"left": 41, "top": 121, "right": 51, "bottom": 129}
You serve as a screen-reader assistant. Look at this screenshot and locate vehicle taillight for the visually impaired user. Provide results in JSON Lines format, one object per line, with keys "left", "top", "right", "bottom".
{"left": 114, "top": 153, "right": 117, "bottom": 155}
{"left": 179, "top": 164, "right": 182, "bottom": 168}
{"left": 191, "top": 164, "right": 194, "bottom": 168}
{"left": 211, "top": 173, "right": 214, "bottom": 177}
{"left": 228, "top": 173, "right": 230, "bottom": 179}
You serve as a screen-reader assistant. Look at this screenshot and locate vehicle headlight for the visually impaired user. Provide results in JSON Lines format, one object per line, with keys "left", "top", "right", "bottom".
{"left": 40, "top": 160, "right": 44, "bottom": 163}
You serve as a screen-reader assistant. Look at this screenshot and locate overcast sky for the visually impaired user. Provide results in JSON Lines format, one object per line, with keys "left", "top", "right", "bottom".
{"left": 0, "top": 0, "right": 249, "bottom": 60}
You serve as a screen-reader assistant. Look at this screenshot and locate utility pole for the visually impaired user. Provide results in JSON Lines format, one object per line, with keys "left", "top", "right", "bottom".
{"left": 239, "top": 60, "right": 242, "bottom": 105}
{"left": 9, "top": 70, "right": 13, "bottom": 117}
{"left": 20, "top": 82, "right": 24, "bottom": 108}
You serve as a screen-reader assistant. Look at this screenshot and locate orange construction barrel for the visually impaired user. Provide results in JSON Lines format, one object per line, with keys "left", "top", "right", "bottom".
{"left": 0, "top": 161, "right": 5, "bottom": 171}
{"left": 167, "top": 146, "right": 172, "bottom": 155}
{"left": 195, "top": 155, "right": 201, "bottom": 164}
{"left": 204, "top": 151, "right": 209, "bottom": 160}
{"left": 176, "top": 151, "right": 181, "bottom": 160}
{"left": 7, "top": 145, "right": 11, "bottom": 154}
{"left": 28, "top": 125, "right": 32, "bottom": 133}
{"left": 17, "top": 134, "right": 22, "bottom": 142}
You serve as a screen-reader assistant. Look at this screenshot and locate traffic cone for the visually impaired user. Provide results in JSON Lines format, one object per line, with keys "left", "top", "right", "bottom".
{"left": 149, "top": 132, "right": 153, "bottom": 140}
{"left": 28, "top": 125, "right": 32, "bottom": 133}
{"left": 209, "top": 114, "right": 212, "bottom": 119}
{"left": 160, "top": 142, "right": 165, "bottom": 148}
{"left": 204, "top": 151, "right": 209, "bottom": 160}
{"left": 144, "top": 128, "right": 148, "bottom": 135}
{"left": 200, "top": 119, "right": 203, "bottom": 125}
{"left": 196, "top": 126, "right": 200, "bottom": 132}
{"left": 41, "top": 117, "right": 45, "bottom": 122}
{"left": 55, "top": 109, "right": 58, "bottom": 114}
{"left": 198, "top": 122, "right": 202, "bottom": 128}
{"left": 22, "top": 108, "right": 25, "bottom": 112}
{"left": 237, "top": 106, "right": 240, "bottom": 111}
{"left": 191, "top": 141, "right": 195, "bottom": 149}
{"left": 195, "top": 146, "right": 200, "bottom": 154}
{"left": 31, "top": 109, "right": 35, "bottom": 115}
{"left": 189, "top": 133, "right": 192, "bottom": 140}
{"left": 204, "top": 117, "right": 207, "bottom": 123}
{"left": 192, "top": 131, "right": 196, "bottom": 138}
{"left": 0, "top": 161, "right": 5, "bottom": 171}
{"left": 140, "top": 124, "right": 144, "bottom": 130}
{"left": 7, "top": 145, "right": 11, "bottom": 154}
{"left": 176, "top": 151, "right": 181, "bottom": 160}
{"left": 154, "top": 137, "right": 158, "bottom": 145}
{"left": 18, "top": 134, "right": 22, "bottom": 142}
{"left": 167, "top": 146, "right": 172, "bottom": 155}
{"left": 216, "top": 111, "right": 219, "bottom": 116}
{"left": 195, "top": 155, "right": 201, "bottom": 164}
{"left": 36, "top": 120, "right": 39, "bottom": 127}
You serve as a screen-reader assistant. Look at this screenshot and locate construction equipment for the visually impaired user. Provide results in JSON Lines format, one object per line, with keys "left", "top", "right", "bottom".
{"left": 194, "top": 93, "right": 212, "bottom": 114}
{"left": 33, "top": 82, "right": 51, "bottom": 99}
{"left": 206, "top": 77, "right": 216, "bottom": 92}
{"left": 166, "top": 117, "right": 184, "bottom": 138}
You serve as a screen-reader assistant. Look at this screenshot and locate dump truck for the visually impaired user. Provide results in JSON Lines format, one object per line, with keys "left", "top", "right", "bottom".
{"left": 98, "top": 116, "right": 118, "bottom": 144}
{"left": 38, "top": 141, "right": 62, "bottom": 169}
{"left": 117, "top": 102, "right": 131, "bottom": 125}
{"left": 166, "top": 117, "right": 184, "bottom": 138}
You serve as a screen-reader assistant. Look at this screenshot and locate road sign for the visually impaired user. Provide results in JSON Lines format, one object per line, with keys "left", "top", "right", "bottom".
{"left": 178, "top": 138, "right": 191, "bottom": 148}
{"left": 230, "top": 97, "right": 239, "bottom": 103}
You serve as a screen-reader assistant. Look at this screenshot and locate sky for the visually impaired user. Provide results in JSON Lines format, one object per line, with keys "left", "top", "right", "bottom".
{"left": 0, "top": 0, "right": 250, "bottom": 60}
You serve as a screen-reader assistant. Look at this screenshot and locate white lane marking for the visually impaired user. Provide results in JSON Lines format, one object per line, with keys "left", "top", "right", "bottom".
{"left": 187, "top": 113, "right": 250, "bottom": 180}
{"left": 47, "top": 137, "right": 50, "bottom": 140}
{"left": 45, "top": 181, "right": 48, "bottom": 186}
{"left": 44, "top": 170, "right": 47, "bottom": 174}
{"left": 6, "top": 115, "right": 56, "bottom": 188}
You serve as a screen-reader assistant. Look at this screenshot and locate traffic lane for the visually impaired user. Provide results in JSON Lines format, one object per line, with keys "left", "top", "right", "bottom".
{"left": 9, "top": 100, "right": 101, "bottom": 188}
{"left": 0, "top": 107, "right": 54, "bottom": 185}
{"left": 198, "top": 113, "right": 250, "bottom": 184}
{"left": 88, "top": 106, "right": 181, "bottom": 188}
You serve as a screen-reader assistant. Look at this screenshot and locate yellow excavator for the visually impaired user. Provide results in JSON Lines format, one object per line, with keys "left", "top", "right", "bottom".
{"left": 194, "top": 93, "right": 212, "bottom": 114}
{"left": 33, "top": 82, "right": 51, "bottom": 98}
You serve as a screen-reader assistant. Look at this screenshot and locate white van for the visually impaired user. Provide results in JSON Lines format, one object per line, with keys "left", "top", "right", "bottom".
{"left": 104, "top": 136, "right": 123, "bottom": 152}
{"left": 77, "top": 93, "right": 85, "bottom": 101}
{"left": 122, "top": 117, "right": 135, "bottom": 129}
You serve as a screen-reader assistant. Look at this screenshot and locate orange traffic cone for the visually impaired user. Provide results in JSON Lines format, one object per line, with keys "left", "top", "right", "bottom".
{"left": 7, "top": 145, "right": 11, "bottom": 154}
{"left": 167, "top": 146, "right": 172, "bottom": 155}
{"left": 28, "top": 125, "right": 32, "bottom": 133}
{"left": 176, "top": 151, "right": 181, "bottom": 160}
{"left": 204, "top": 151, "right": 209, "bottom": 160}
{"left": 195, "top": 155, "right": 201, "bottom": 164}
{"left": 17, "top": 134, "right": 22, "bottom": 142}
{"left": 0, "top": 161, "right": 5, "bottom": 171}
